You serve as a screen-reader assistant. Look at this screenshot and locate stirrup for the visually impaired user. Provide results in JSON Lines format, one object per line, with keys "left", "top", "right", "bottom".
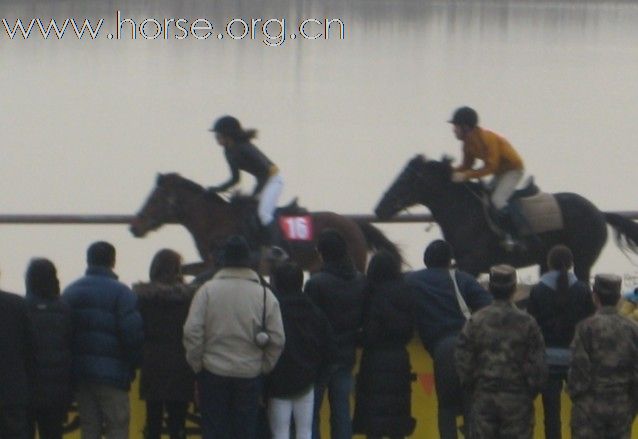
{"left": 500, "top": 234, "right": 525, "bottom": 253}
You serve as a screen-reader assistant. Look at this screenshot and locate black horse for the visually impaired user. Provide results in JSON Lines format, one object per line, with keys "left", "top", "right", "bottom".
{"left": 375, "top": 155, "right": 638, "bottom": 281}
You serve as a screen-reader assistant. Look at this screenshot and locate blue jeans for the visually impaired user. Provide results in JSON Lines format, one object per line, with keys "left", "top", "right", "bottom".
{"left": 433, "top": 335, "right": 472, "bottom": 439}
{"left": 198, "top": 371, "right": 262, "bottom": 439}
{"left": 312, "top": 364, "right": 353, "bottom": 439}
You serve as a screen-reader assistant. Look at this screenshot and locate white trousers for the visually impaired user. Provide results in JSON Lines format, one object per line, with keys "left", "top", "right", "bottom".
{"left": 258, "top": 174, "right": 284, "bottom": 225}
{"left": 489, "top": 169, "right": 524, "bottom": 210}
{"left": 268, "top": 387, "right": 314, "bottom": 439}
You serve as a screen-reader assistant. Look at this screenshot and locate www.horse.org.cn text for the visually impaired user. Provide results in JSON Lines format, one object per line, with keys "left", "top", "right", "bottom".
{"left": 1, "top": 10, "right": 346, "bottom": 46}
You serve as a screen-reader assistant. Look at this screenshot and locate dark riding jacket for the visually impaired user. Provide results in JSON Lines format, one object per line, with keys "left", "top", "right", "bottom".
{"left": 215, "top": 141, "right": 278, "bottom": 196}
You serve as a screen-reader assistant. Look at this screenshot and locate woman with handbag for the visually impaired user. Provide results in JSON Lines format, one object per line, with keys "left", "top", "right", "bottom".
{"left": 405, "top": 240, "right": 492, "bottom": 439}
{"left": 527, "top": 245, "right": 595, "bottom": 439}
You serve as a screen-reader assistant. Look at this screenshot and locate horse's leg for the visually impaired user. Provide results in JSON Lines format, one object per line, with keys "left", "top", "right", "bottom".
{"left": 573, "top": 263, "right": 592, "bottom": 285}
{"left": 455, "top": 253, "right": 488, "bottom": 279}
{"left": 554, "top": 193, "right": 608, "bottom": 285}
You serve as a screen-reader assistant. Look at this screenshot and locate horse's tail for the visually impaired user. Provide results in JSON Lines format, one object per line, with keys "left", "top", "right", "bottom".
{"left": 605, "top": 213, "right": 638, "bottom": 254}
{"left": 355, "top": 220, "right": 403, "bottom": 264}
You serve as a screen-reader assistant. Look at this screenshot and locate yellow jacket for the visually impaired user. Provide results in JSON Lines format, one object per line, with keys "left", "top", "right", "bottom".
{"left": 455, "top": 127, "right": 524, "bottom": 179}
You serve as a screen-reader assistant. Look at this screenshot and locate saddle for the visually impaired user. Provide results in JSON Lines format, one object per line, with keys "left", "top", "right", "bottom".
{"left": 511, "top": 176, "right": 540, "bottom": 200}
{"left": 481, "top": 177, "right": 564, "bottom": 237}
{"left": 231, "top": 196, "right": 312, "bottom": 251}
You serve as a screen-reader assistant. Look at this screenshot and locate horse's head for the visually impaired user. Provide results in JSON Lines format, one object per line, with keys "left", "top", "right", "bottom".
{"left": 374, "top": 154, "right": 453, "bottom": 219}
{"left": 130, "top": 173, "right": 208, "bottom": 237}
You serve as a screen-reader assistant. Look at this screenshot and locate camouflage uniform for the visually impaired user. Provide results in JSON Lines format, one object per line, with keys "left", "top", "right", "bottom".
{"left": 568, "top": 306, "right": 638, "bottom": 439}
{"left": 455, "top": 300, "right": 547, "bottom": 439}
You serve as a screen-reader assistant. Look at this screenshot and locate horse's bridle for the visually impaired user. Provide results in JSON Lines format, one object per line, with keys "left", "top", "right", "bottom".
{"left": 382, "top": 164, "right": 425, "bottom": 216}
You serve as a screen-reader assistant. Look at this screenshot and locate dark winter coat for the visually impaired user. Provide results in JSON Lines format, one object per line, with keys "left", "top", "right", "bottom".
{"left": 405, "top": 267, "right": 492, "bottom": 354}
{"left": 527, "top": 271, "right": 595, "bottom": 348}
{"left": 353, "top": 279, "right": 417, "bottom": 437}
{"left": 134, "top": 282, "right": 196, "bottom": 402}
{"left": 304, "top": 260, "right": 365, "bottom": 368}
{"left": 0, "top": 290, "right": 35, "bottom": 406}
{"left": 25, "top": 293, "right": 73, "bottom": 409}
{"left": 62, "top": 266, "right": 144, "bottom": 390}
{"left": 266, "top": 293, "right": 336, "bottom": 399}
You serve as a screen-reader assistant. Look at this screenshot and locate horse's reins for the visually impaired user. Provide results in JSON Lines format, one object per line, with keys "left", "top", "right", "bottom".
{"left": 409, "top": 165, "right": 503, "bottom": 236}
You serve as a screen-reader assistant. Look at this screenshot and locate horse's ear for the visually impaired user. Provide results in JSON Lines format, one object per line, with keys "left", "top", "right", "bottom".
{"left": 156, "top": 173, "right": 166, "bottom": 186}
{"left": 414, "top": 154, "right": 427, "bottom": 162}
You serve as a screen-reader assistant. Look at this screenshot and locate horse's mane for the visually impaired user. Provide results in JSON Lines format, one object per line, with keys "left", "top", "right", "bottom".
{"left": 408, "top": 155, "right": 483, "bottom": 191}
{"left": 158, "top": 173, "right": 227, "bottom": 204}
{"left": 229, "top": 193, "right": 256, "bottom": 207}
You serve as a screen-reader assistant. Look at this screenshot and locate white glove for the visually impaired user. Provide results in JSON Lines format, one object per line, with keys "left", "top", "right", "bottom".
{"left": 451, "top": 172, "right": 467, "bottom": 183}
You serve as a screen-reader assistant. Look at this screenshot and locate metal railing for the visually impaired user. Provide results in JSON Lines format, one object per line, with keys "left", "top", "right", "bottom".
{"left": 0, "top": 211, "right": 637, "bottom": 224}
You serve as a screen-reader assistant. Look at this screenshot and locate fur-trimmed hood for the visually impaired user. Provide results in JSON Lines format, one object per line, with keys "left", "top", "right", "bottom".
{"left": 133, "top": 282, "right": 195, "bottom": 303}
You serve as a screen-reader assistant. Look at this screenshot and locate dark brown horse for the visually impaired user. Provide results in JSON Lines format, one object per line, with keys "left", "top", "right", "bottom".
{"left": 375, "top": 155, "right": 638, "bottom": 281}
{"left": 130, "top": 173, "right": 400, "bottom": 272}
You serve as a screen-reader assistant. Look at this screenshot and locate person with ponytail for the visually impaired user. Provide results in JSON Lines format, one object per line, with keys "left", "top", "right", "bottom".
{"left": 207, "top": 115, "right": 283, "bottom": 250}
{"left": 527, "top": 245, "right": 595, "bottom": 439}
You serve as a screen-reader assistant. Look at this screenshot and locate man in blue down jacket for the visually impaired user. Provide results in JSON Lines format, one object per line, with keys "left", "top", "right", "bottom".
{"left": 405, "top": 240, "right": 492, "bottom": 439}
{"left": 62, "top": 241, "right": 143, "bottom": 439}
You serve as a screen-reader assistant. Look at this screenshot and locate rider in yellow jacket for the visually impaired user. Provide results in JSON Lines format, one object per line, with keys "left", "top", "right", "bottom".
{"left": 449, "top": 107, "right": 525, "bottom": 249}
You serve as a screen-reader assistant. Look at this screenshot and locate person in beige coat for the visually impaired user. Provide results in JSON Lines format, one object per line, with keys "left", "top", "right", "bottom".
{"left": 183, "top": 235, "right": 285, "bottom": 439}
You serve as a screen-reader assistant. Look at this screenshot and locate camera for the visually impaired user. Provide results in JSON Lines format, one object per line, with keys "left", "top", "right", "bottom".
{"left": 254, "top": 330, "right": 270, "bottom": 348}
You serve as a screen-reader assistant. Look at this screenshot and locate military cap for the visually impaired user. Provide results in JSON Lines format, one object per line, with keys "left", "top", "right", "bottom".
{"left": 593, "top": 273, "right": 622, "bottom": 297}
{"left": 489, "top": 264, "right": 517, "bottom": 289}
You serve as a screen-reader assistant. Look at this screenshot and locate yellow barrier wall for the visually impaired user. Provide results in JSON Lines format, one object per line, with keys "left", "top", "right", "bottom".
{"left": 60, "top": 336, "right": 637, "bottom": 438}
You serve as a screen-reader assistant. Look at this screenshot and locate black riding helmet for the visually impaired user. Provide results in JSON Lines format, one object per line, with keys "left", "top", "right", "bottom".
{"left": 448, "top": 106, "right": 479, "bottom": 128}
{"left": 209, "top": 115, "right": 242, "bottom": 138}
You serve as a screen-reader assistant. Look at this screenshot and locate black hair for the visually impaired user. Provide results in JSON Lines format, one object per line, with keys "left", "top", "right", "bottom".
{"left": 149, "top": 249, "right": 183, "bottom": 283}
{"left": 423, "top": 239, "right": 453, "bottom": 268}
{"left": 367, "top": 250, "right": 402, "bottom": 284}
{"left": 87, "top": 241, "right": 116, "bottom": 268}
{"left": 272, "top": 262, "right": 304, "bottom": 295}
{"left": 547, "top": 245, "right": 574, "bottom": 307}
{"left": 25, "top": 258, "right": 60, "bottom": 299}
{"left": 317, "top": 229, "right": 349, "bottom": 263}
{"left": 222, "top": 235, "right": 252, "bottom": 267}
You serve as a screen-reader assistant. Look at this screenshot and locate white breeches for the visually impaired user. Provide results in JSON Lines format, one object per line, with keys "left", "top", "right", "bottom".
{"left": 258, "top": 174, "right": 284, "bottom": 225}
{"left": 489, "top": 169, "right": 524, "bottom": 210}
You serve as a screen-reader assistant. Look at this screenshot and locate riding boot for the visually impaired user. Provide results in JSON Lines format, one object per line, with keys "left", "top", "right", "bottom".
{"left": 496, "top": 206, "right": 522, "bottom": 252}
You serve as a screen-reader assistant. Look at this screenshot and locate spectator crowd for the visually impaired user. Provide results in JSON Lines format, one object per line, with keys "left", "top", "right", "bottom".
{"left": 1, "top": 232, "right": 637, "bottom": 439}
